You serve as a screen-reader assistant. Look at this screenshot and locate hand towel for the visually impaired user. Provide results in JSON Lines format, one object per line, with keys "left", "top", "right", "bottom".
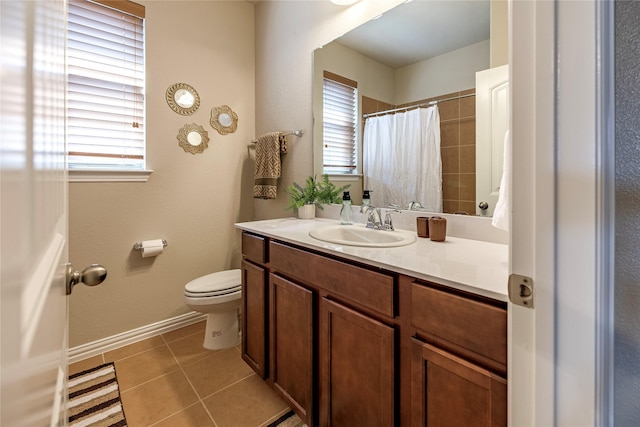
{"left": 279, "top": 134, "right": 288, "bottom": 154}
{"left": 253, "top": 132, "right": 282, "bottom": 199}
{"left": 492, "top": 130, "right": 510, "bottom": 231}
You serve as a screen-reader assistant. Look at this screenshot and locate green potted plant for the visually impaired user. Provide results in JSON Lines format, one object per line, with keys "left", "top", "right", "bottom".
{"left": 286, "top": 174, "right": 350, "bottom": 219}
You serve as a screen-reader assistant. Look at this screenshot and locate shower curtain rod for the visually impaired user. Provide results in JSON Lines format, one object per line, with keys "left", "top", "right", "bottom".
{"left": 362, "top": 92, "right": 475, "bottom": 119}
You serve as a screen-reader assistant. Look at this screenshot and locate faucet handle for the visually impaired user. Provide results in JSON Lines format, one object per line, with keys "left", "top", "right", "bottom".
{"left": 366, "top": 209, "right": 378, "bottom": 228}
{"left": 383, "top": 209, "right": 400, "bottom": 231}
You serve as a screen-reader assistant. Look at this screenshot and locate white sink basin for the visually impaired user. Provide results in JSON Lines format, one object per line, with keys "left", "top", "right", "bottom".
{"left": 309, "top": 224, "right": 417, "bottom": 248}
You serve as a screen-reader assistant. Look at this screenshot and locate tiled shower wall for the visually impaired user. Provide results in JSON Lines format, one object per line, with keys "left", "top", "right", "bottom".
{"left": 362, "top": 89, "right": 476, "bottom": 214}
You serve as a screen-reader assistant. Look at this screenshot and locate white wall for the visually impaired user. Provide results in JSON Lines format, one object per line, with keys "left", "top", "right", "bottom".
{"left": 394, "top": 40, "right": 490, "bottom": 104}
{"left": 69, "top": 1, "right": 255, "bottom": 347}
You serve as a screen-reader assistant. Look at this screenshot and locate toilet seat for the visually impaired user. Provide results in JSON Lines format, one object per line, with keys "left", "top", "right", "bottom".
{"left": 184, "top": 269, "right": 241, "bottom": 298}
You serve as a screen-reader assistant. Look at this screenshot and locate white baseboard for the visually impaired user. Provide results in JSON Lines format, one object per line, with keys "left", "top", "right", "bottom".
{"left": 68, "top": 312, "right": 206, "bottom": 364}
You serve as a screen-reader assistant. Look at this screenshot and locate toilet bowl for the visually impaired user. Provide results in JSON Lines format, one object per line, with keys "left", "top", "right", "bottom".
{"left": 183, "top": 269, "right": 242, "bottom": 350}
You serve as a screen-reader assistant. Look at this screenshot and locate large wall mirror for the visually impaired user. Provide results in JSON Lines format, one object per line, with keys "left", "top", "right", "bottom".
{"left": 312, "top": 0, "right": 507, "bottom": 217}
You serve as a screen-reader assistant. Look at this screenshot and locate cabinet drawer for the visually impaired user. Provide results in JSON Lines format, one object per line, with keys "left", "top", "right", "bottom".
{"left": 270, "top": 241, "right": 395, "bottom": 318}
{"left": 411, "top": 283, "right": 506, "bottom": 371}
{"left": 242, "top": 232, "right": 267, "bottom": 264}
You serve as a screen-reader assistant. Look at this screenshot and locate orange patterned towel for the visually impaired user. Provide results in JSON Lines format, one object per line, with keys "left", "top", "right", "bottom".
{"left": 254, "top": 132, "right": 282, "bottom": 199}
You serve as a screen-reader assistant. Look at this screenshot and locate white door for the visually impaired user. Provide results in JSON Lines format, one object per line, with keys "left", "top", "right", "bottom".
{"left": 1, "top": 1, "right": 69, "bottom": 426}
{"left": 475, "top": 64, "right": 509, "bottom": 217}
{"left": 510, "top": 0, "right": 606, "bottom": 426}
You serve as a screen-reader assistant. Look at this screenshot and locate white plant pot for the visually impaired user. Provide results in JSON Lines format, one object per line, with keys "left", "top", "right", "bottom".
{"left": 297, "top": 204, "right": 316, "bottom": 220}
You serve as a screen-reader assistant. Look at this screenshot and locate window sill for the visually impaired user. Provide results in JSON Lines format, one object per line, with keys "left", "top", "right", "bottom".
{"left": 68, "top": 169, "right": 154, "bottom": 183}
{"left": 325, "top": 174, "right": 362, "bottom": 182}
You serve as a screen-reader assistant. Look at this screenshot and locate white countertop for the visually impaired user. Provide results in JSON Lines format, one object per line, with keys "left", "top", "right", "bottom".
{"left": 235, "top": 218, "right": 509, "bottom": 302}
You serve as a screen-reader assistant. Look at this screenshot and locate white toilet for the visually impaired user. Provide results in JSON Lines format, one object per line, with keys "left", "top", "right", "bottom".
{"left": 183, "top": 269, "right": 242, "bottom": 350}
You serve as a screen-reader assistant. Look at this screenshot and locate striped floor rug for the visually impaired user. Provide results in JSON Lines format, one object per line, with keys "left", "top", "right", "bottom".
{"left": 68, "top": 362, "right": 127, "bottom": 427}
{"left": 267, "top": 410, "right": 307, "bottom": 427}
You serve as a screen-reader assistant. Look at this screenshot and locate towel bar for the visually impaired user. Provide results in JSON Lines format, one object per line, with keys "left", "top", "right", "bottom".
{"left": 251, "top": 130, "right": 303, "bottom": 144}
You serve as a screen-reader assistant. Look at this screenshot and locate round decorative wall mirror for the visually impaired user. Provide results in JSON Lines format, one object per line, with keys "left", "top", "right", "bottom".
{"left": 210, "top": 105, "right": 238, "bottom": 135}
{"left": 166, "top": 83, "right": 200, "bottom": 115}
{"left": 177, "top": 123, "right": 210, "bottom": 154}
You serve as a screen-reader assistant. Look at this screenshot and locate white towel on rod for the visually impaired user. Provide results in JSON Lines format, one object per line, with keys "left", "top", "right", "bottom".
{"left": 492, "top": 130, "right": 510, "bottom": 231}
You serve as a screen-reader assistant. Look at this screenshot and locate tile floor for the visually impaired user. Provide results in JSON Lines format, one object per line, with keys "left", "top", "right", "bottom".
{"left": 68, "top": 321, "right": 291, "bottom": 427}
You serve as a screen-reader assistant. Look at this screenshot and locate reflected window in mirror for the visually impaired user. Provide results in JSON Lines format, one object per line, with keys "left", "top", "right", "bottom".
{"left": 322, "top": 71, "right": 358, "bottom": 175}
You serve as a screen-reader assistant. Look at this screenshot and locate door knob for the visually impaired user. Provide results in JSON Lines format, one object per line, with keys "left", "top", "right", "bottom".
{"left": 478, "top": 201, "right": 489, "bottom": 210}
{"left": 66, "top": 263, "right": 107, "bottom": 295}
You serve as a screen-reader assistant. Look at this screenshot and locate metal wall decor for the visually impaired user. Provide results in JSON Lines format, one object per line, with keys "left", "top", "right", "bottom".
{"left": 177, "top": 123, "right": 210, "bottom": 154}
{"left": 166, "top": 83, "right": 200, "bottom": 115}
{"left": 210, "top": 105, "right": 238, "bottom": 135}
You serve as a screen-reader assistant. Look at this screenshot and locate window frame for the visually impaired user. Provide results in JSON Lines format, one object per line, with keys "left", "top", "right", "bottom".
{"left": 67, "top": 0, "right": 152, "bottom": 183}
{"left": 321, "top": 71, "right": 359, "bottom": 176}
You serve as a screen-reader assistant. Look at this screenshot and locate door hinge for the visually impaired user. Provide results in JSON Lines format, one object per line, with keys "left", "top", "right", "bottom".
{"left": 508, "top": 274, "right": 534, "bottom": 308}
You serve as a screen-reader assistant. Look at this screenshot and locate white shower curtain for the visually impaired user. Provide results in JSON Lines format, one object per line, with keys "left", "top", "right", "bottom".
{"left": 363, "top": 106, "right": 442, "bottom": 212}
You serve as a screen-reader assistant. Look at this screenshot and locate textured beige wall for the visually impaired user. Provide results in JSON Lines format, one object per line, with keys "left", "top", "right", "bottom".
{"left": 68, "top": 1, "right": 255, "bottom": 347}
{"left": 253, "top": 0, "right": 405, "bottom": 220}
{"left": 490, "top": 0, "right": 509, "bottom": 67}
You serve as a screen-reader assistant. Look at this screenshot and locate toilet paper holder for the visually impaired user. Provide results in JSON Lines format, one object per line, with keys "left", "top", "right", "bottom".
{"left": 133, "top": 239, "right": 168, "bottom": 251}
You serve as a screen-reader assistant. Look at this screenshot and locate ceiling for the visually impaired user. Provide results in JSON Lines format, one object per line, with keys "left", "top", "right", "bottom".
{"left": 335, "top": 0, "right": 490, "bottom": 69}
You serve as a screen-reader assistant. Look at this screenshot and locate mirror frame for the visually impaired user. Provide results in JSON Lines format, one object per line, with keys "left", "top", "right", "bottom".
{"left": 210, "top": 105, "right": 238, "bottom": 135}
{"left": 166, "top": 82, "right": 201, "bottom": 115}
{"left": 177, "top": 123, "right": 210, "bottom": 154}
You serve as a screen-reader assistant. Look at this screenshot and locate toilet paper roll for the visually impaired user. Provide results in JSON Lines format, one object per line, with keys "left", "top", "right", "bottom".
{"left": 140, "top": 239, "right": 164, "bottom": 258}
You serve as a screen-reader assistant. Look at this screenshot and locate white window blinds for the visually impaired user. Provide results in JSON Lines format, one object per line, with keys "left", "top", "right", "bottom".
{"left": 67, "top": 0, "right": 145, "bottom": 170}
{"left": 322, "top": 71, "right": 358, "bottom": 174}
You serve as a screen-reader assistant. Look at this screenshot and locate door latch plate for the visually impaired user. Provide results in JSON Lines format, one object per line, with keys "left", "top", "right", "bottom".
{"left": 508, "top": 273, "right": 534, "bottom": 308}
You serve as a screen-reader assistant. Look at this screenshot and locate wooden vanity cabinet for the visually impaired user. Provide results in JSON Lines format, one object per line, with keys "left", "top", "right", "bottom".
{"left": 319, "top": 298, "right": 395, "bottom": 427}
{"left": 269, "top": 273, "right": 314, "bottom": 425}
{"left": 410, "top": 339, "right": 507, "bottom": 427}
{"left": 268, "top": 240, "right": 397, "bottom": 427}
{"left": 240, "top": 231, "right": 508, "bottom": 427}
{"left": 241, "top": 233, "right": 268, "bottom": 378}
{"left": 410, "top": 281, "right": 508, "bottom": 427}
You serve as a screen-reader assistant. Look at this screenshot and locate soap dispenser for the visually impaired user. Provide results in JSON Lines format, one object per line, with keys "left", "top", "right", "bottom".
{"left": 340, "top": 191, "right": 354, "bottom": 225}
{"left": 361, "top": 190, "right": 371, "bottom": 210}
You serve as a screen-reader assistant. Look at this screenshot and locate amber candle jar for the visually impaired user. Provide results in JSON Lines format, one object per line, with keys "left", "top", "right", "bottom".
{"left": 416, "top": 217, "right": 430, "bottom": 238}
{"left": 428, "top": 216, "right": 447, "bottom": 242}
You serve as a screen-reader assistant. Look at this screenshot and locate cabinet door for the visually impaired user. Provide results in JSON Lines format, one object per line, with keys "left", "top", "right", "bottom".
{"left": 319, "top": 298, "right": 395, "bottom": 427}
{"left": 241, "top": 260, "right": 268, "bottom": 378}
{"left": 411, "top": 338, "right": 507, "bottom": 427}
{"left": 270, "top": 274, "right": 314, "bottom": 425}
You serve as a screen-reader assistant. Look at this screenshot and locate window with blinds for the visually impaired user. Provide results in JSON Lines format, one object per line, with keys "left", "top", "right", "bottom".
{"left": 67, "top": 0, "right": 145, "bottom": 170}
{"left": 322, "top": 71, "right": 358, "bottom": 175}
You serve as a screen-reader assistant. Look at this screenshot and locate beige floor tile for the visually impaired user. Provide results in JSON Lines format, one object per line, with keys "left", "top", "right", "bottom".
{"left": 203, "top": 374, "right": 289, "bottom": 427}
{"left": 120, "top": 370, "right": 199, "bottom": 427}
{"left": 114, "top": 345, "right": 180, "bottom": 391}
{"left": 104, "top": 335, "right": 166, "bottom": 363}
{"left": 68, "top": 355, "right": 105, "bottom": 376}
{"left": 167, "top": 331, "right": 219, "bottom": 368}
{"left": 182, "top": 348, "right": 254, "bottom": 398}
{"left": 162, "top": 320, "right": 206, "bottom": 343}
{"left": 151, "top": 403, "right": 215, "bottom": 427}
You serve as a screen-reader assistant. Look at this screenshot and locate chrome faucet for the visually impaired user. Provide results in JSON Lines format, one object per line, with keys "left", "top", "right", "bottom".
{"left": 361, "top": 205, "right": 383, "bottom": 229}
{"left": 362, "top": 205, "right": 399, "bottom": 231}
{"left": 408, "top": 201, "right": 424, "bottom": 211}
